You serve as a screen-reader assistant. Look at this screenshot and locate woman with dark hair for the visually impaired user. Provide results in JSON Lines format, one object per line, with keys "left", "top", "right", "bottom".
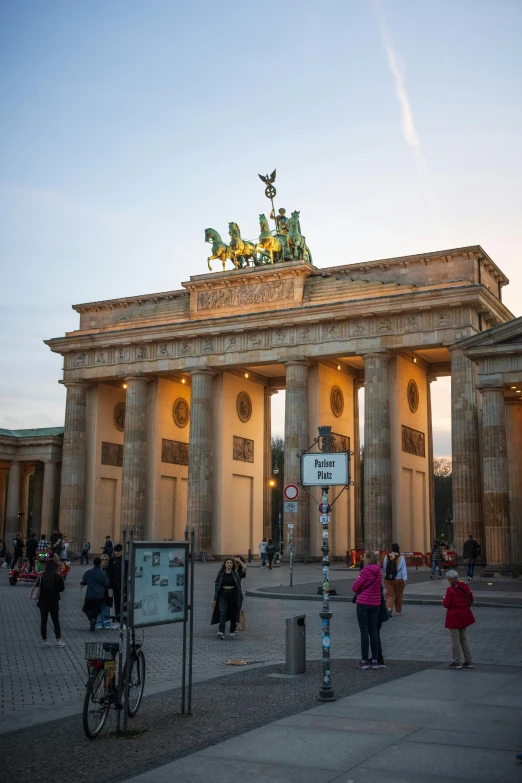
{"left": 211, "top": 558, "right": 243, "bottom": 639}
{"left": 37, "top": 558, "right": 65, "bottom": 648}
{"left": 351, "top": 550, "right": 382, "bottom": 669}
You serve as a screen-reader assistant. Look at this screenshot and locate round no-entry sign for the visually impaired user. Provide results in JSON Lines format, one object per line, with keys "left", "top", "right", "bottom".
{"left": 284, "top": 484, "right": 299, "bottom": 501}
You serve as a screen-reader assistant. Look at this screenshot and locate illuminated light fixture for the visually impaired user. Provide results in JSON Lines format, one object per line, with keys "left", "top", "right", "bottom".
{"left": 413, "top": 358, "right": 417, "bottom": 363}
{"left": 123, "top": 383, "right": 127, "bottom": 390}
{"left": 269, "top": 479, "right": 276, "bottom": 487}
{"left": 181, "top": 378, "right": 186, "bottom": 384}
{"left": 337, "top": 365, "right": 341, "bottom": 370}
{"left": 517, "top": 390, "right": 521, "bottom": 394}
{"left": 487, "top": 582, "right": 493, "bottom": 586}
{"left": 511, "top": 386, "right": 516, "bottom": 389}
{"left": 245, "top": 372, "right": 249, "bottom": 379}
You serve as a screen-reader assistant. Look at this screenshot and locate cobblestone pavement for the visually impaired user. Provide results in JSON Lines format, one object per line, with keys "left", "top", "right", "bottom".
{"left": 1, "top": 562, "right": 521, "bottom": 732}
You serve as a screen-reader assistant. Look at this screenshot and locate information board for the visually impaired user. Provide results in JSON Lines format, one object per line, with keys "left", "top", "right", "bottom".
{"left": 129, "top": 541, "right": 189, "bottom": 628}
{"left": 301, "top": 452, "right": 349, "bottom": 486}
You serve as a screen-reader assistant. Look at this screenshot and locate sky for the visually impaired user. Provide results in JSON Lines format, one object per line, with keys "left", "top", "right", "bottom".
{"left": 1, "top": 0, "right": 521, "bottom": 456}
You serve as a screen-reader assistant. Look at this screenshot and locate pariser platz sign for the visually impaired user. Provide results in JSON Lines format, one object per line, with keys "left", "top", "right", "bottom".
{"left": 301, "top": 452, "right": 349, "bottom": 486}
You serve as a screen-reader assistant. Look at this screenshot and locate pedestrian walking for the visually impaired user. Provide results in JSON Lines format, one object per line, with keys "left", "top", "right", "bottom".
{"left": 81, "top": 557, "right": 110, "bottom": 632}
{"left": 266, "top": 539, "right": 276, "bottom": 570}
{"left": 430, "top": 540, "right": 443, "bottom": 579}
{"left": 6, "top": 550, "right": 13, "bottom": 569}
{"left": 26, "top": 533, "right": 38, "bottom": 572}
{"left": 352, "top": 550, "right": 382, "bottom": 670}
{"left": 462, "top": 534, "right": 481, "bottom": 581}
{"left": 383, "top": 543, "right": 408, "bottom": 616}
{"left": 13, "top": 532, "right": 24, "bottom": 569}
{"left": 102, "top": 535, "right": 114, "bottom": 557}
{"left": 96, "top": 554, "right": 112, "bottom": 629}
{"left": 259, "top": 538, "right": 267, "bottom": 568}
{"left": 37, "top": 558, "right": 65, "bottom": 648}
{"left": 107, "top": 544, "right": 126, "bottom": 629}
{"left": 50, "top": 528, "right": 63, "bottom": 558}
{"left": 211, "top": 558, "right": 243, "bottom": 639}
{"left": 80, "top": 539, "right": 91, "bottom": 565}
{"left": 443, "top": 569, "right": 475, "bottom": 669}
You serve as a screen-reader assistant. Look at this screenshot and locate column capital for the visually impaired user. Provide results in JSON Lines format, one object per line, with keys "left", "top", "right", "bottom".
{"left": 360, "top": 351, "right": 392, "bottom": 361}
{"left": 59, "top": 380, "right": 89, "bottom": 389}
{"left": 427, "top": 374, "right": 438, "bottom": 384}
{"left": 264, "top": 387, "right": 278, "bottom": 397}
{"left": 284, "top": 359, "right": 309, "bottom": 368}
{"left": 43, "top": 458, "right": 59, "bottom": 465}
{"left": 476, "top": 384, "right": 505, "bottom": 394}
{"left": 188, "top": 368, "right": 215, "bottom": 377}
{"left": 9, "top": 460, "right": 20, "bottom": 466}
{"left": 353, "top": 379, "right": 365, "bottom": 391}
{"left": 123, "top": 375, "right": 150, "bottom": 384}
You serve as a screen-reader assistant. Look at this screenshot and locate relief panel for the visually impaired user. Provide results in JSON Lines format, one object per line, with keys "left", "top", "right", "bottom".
{"left": 161, "top": 439, "right": 189, "bottom": 466}
{"left": 402, "top": 425, "right": 425, "bottom": 457}
{"left": 233, "top": 436, "right": 254, "bottom": 463}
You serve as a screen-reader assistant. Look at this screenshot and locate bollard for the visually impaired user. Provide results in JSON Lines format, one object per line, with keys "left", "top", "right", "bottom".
{"left": 286, "top": 615, "right": 306, "bottom": 674}
{"left": 248, "top": 548, "right": 252, "bottom": 563}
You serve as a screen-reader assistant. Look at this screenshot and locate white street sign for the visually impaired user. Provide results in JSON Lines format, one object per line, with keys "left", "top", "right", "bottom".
{"left": 301, "top": 452, "right": 349, "bottom": 486}
{"left": 288, "top": 523, "right": 294, "bottom": 529}
{"left": 284, "top": 484, "right": 299, "bottom": 501}
{"left": 284, "top": 501, "right": 299, "bottom": 514}
{"left": 320, "top": 515, "right": 331, "bottom": 524}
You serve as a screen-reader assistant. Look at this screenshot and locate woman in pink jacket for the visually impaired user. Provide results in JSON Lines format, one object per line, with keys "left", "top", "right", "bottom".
{"left": 351, "top": 550, "right": 382, "bottom": 669}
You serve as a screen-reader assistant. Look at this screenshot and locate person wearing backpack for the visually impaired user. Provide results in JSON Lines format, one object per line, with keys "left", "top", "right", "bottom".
{"left": 265, "top": 539, "right": 277, "bottom": 570}
{"left": 80, "top": 539, "right": 91, "bottom": 565}
{"left": 462, "top": 534, "right": 480, "bottom": 581}
{"left": 383, "top": 543, "right": 408, "bottom": 617}
{"left": 443, "top": 568, "right": 474, "bottom": 669}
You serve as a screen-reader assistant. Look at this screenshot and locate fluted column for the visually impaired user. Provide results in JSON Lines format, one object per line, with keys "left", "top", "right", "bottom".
{"left": 59, "top": 382, "right": 87, "bottom": 553}
{"left": 0, "top": 468, "right": 7, "bottom": 539}
{"left": 41, "top": 460, "right": 57, "bottom": 538}
{"left": 353, "top": 379, "right": 364, "bottom": 549}
{"left": 19, "top": 468, "right": 31, "bottom": 535}
{"left": 427, "top": 375, "right": 437, "bottom": 545}
{"left": 284, "top": 360, "right": 309, "bottom": 557}
{"left": 506, "top": 401, "right": 522, "bottom": 572}
{"left": 363, "top": 352, "right": 392, "bottom": 552}
{"left": 263, "top": 388, "right": 277, "bottom": 540}
{"left": 5, "top": 461, "right": 21, "bottom": 547}
{"left": 451, "top": 349, "right": 482, "bottom": 555}
{"left": 120, "top": 376, "right": 150, "bottom": 540}
{"left": 480, "top": 385, "right": 510, "bottom": 572}
{"left": 31, "top": 463, "right": 44, "bottom": 533}
{"left": 187, "top": 370, "right": 214, "bottom": 553}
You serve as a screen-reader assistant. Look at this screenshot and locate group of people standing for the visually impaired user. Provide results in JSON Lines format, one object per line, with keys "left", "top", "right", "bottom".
{"left": 81, "top": 543, "right": 124, "bottom": 632}
{"left": 0, "top": 529, "right": 69, "bottom": 571}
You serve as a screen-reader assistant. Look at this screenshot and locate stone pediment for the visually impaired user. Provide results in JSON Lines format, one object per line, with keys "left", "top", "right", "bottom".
{"left": 456, "top": 315, "right": 522, "bottom": 355}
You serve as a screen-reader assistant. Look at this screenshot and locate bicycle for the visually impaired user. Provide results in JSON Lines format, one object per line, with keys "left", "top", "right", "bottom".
{"left": 82, "top": 631, "right": 146, "bottom": 739}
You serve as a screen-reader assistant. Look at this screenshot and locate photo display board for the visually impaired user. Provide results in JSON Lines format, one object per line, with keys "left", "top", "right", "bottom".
{"left": 130, "top": 541, "right": 189, "bottom": 628}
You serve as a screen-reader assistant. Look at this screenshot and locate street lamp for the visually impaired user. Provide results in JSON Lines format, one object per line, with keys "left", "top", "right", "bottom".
{"left": 273, "top": 466, "right": 282, "bottom": 552}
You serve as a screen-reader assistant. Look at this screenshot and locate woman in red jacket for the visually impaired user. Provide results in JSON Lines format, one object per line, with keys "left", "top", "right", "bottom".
{"left": 351, "top": 550, "right": 382, "bottom": 670}
{"left": 443, "top": 569, "right": 475, "bottom": 669}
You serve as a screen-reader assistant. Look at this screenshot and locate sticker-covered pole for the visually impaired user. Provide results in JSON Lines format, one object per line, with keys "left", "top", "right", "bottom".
{"left": 116, "top": 526, "right": 127, "bottom": 733}
{"left": 289, "top": 514, "right": 294, "bottom": 587}
{"left": 318, "top": 427, "right": 335, "bottom": 701}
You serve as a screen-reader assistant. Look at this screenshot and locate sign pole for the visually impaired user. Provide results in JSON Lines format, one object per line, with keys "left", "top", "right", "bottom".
{"left": 318, "top": 427, "right": 335, "bottom": 701}
{"left": 289, "top": 513, "right": 294, "bottom": 587}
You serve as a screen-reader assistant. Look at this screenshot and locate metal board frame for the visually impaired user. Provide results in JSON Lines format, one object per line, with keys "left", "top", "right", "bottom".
{"left": 129, "top": 540, "right": 189, "bottom": 628}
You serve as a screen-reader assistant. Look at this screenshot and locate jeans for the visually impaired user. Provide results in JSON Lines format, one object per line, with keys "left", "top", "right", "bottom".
{"left": 260, "top": 553, "right": 266, "bottom": 567}
{"left": 267, "top": 554, "right": 274, "bottom": 570}
{"left": 80, "top": 551, "right": 89, "bottom": 565}
{"left": 218, "top": 590, "right": 237, "bottom": 634}
{"left": 97, "top": 602, "right": 111, "bottom": 629}
{"left": 431, "top": 559, "right": 442, "bottom": 577}
{"left": 467, "top": 559, "right": 475, "bottom": 579}
{"left": 40, "top": 606, "right": 61, "bottom": 640}
{"left": 356, "top": 603, "right": 380, "bottom": 662}
{"left": 83, "top": 598, "right": 103, "bottom": 627}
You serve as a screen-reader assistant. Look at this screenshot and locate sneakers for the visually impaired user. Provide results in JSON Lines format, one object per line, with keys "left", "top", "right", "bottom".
{"left": 358, "top": 660, "right": 370, "bottom": 669}
{"left": 56, "top": 641, "right": 66, "bottom": 648}
{"left": 395, "top": 612, "right": 402, "bottom": 616}
{"left": 463, "top": 661, "right": 474, "bottom": 669}
{"left": 387, "top": 608, "right": 392, "bottom": 618}
{"left": 378, "top": 660, "right": 387, "bottom": 668}
{"left": 41, "top": 641, "right": 51, "bottom": 648}
{"left": 371, "top": 660, "right": 379, "bottom": 670}
{"left": 230, "top": 632, "right": 236, "bottom": 637}
{"left": 217, "top": 632, "right": 224, "bottom": 639}
{"left": 110, "top": 623, "right": 120, "bottom": 630}
{"left": 430, "top": 574, "right": 434, "bottom": 579}
{"left": 448, "top": 661, "right": 463, "bottom": 669}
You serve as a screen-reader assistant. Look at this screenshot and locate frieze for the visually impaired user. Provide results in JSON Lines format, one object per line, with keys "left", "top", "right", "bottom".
{"left": 233, "top": 436, "right": 254, "bottom": 463}
{"left": 161, "top": 438, "right": 189, "bottom": 466}
{"left": 248, "top": 333, "right": 262, "bottom": 348}
{"left": 101, "top": 441, "right": 123, "bottom": 467}
{"left": 197, "top": 279, "right": 293, "bottom": 311}
{"left": 136, "top": 346, "right": 146, "bottom": 360}
{"left": 402, "top": 425, "right": 425, "bottom": 457}
{"left": 158, "top": 342, "right": 169, "bottom": 356}
{"left": 406, "top": 314, "right": 421, "bottom": 331}
{"left": 351, "top": 320, "right": 366, "bottom": 337}
{"left": 437, "top": 311, "right": 452, "bottom": 327}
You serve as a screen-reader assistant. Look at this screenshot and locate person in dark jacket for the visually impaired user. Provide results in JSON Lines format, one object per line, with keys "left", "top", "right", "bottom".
{"left": 26, "top": 533, "right": 38, "bottom": 573}
{"left": 265, "top": 539, "right": 276, "bottom": 570}
{"left": 108, "top": 544, "right": 126, "bottom": 628}
{"left": 430, "top": 540, "right": 443, "bottom": 579}
{"left": 443, "top": 569, "right": 475, "bottom": 669}
{"left": 352, "top": 550, "right": 382, "bottom": 669}
{"left": 462, "top": 534, "right": 480, "bottom": 581}
{"left": 37, "top": 558, "right": 65, "bottom": 647}
{"left": 81, "top": 557, "right": 110, "bottom": 632}
{"left": 211, "top": 558, "right": 242, "bottom": 639}
{"left": 13, "top": 532, "right": 24, "bottom": 569}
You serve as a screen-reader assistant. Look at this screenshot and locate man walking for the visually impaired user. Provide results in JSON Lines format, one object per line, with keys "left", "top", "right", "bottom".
{"left": 102, "top": 535, "right": 114, "bottom": 558}
{"left": 50, "top": 528, "right": 63, "bottom": 558}
{"left": 266, "top": 539, "right": 276, "bottom": 570}
{"left": 81, "top": 557, "right": 110, "bottom": 632}
{"left": 26, "top": 533, "right": 38, "bottom": 572}
{"left": 80, "top": 539, "right": 91, "bottom": 565}
{"left": 383, "top": 543, "right": 408, "bottom": 617}
{"left": 13, "top": 532, "right": 24, "bottom": 569}
{"left": 463, "top": 534, "right": 481, "bottom": 582}
{"left": 259, "top": 538, "right": 267, "bottom": 568}
{"left": 107, "top": 544, "right": 126, "bottom": 629}
{"left": 430, "top": 539, "right": 443, "bottom": 579}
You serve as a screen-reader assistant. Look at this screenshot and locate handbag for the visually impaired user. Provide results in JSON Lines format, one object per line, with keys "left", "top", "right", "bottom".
{"left": 379, "top": 586, "right": 389, "bottom": 623}
{"left": 352, "top": 570, "right": 379, "bottom": 603}
{"left": 29, "top": 577, "right": 41, "bottom": 601}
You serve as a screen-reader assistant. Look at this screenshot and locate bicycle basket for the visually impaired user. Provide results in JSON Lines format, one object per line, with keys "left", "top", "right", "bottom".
{"left": 84, "top": 642, "right": 116, "bottom": 661}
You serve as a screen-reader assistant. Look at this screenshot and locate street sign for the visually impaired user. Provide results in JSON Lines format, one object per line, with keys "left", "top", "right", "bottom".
{"left": 284, "top": 501, "right": 299, "bottom": 514}
{"left": 301, "top": 452, "right": 349, "bottom": 486}
{"left": 320, "top": 515, "right": 331, "bottom": 524}
{"left": 284, "top": 484, "right": 299, "bottom": 501}
{"left": 288, "top": 523, "right": 294, "bottom": 529}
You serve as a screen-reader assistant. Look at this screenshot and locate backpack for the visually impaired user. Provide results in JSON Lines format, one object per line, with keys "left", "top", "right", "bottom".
{"left": 472, "top": 542, "right": 481, "bottom": 559}
{"left": 385, "top": 555, "right": 401, "bottom": 581}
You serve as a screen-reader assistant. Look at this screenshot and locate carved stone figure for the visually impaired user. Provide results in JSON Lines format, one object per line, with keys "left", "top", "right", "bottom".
{"left": 236, "top": 391, "right": 252, "bottom": 423}
{"left": 330, "top": 386, "right": 344, "bottom": 418}
{"left": 287, "top": 210, "right": 312, "bottom": 262}
{"left": 114, "top": 403, "right": 126, "bottom": 432}
{"left": 233, "top": 436, "right": 254, "bottom": 463}
{"left": 161, "top": 439, "right": 189, "bottom": 466}
{"left": 205, "top": 228, "right": 234, "bottom": 272}
{"left": 269, "top": 207, "right": 290, "bottom": 236}
{"left": 101, "top": 442, "right": 124, "bottom": 466}
{"left": 402, "top": 425, "right": 425, "bottom": 457}
{"left": 173, "top": 398, "right": 190, "bottom": 428}
{"left": 407, "top": 379, "right": 419, "bottom": 413}
{"left": 257, "top": 213, "right": 287, "bottom": 264}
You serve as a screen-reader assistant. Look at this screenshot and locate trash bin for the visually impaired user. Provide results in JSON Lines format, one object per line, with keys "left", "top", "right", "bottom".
{"left": 286, "top": 615, "right": 306, "bottom": 674}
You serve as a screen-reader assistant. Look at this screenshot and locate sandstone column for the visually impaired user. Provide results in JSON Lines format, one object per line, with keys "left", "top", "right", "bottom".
{"left": 187, "top": 370, "right": 214, "bottom": 554}
{"left": 59, "top": 381, "right": 88, "bottom": 553}
{"left": 120, "top": 376, "right": 150, "bottom": 540}
{"left": 19, "top": 468, "right": 31, "bottom": 536}
{"left": 0, "top": 468, "right": 7, "bottom": 539}
{"left": 480, "top": 385, "right": 510, "bottom": 572}
{"left": 451, "top": 349, "right": 482, "bottom": 555}
{"left": 41, "top": 460, "right": 57, "bottom": 538}
{"left": 31, "top": 463, "right": 44, "bottom": 534}
{"left": 5, "top": 461, "right": 21, "bottom": 547}
{"left": 427, "top": 375, "right": 437, "bottom": 545}
{"left": 284, "top": 361, "right": 310, "bottom": 557}
{"left": 263, "top": 388, "right": 277, "bottom": 541}
{"left": 506, "top": 401, "right": 522, "bottom": 572}
{"left": 363, "top": 352, "right": 392, "bottom": 552}
{"left": 353, "top": 379, "right": 364, "bottom": 549}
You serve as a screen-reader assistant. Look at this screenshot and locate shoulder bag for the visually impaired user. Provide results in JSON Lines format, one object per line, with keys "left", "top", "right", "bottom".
{"left": 29, "top": 576, "right": 41, "bottom": 601}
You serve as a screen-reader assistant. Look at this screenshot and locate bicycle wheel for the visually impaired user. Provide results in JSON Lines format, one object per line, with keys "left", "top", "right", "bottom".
{"left": 83, "top": 669, "right": 110, "bottom": 739}
{"left": 126, "top": 650, "right": 146, "bottom": 717}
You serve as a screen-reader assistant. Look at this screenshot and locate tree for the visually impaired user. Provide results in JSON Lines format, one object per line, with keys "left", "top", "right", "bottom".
{"left": 434, "top": 458, "right": 452, "bottom": 536}
{"left": 270, "top": 437, "right": 285, "bottom": 542}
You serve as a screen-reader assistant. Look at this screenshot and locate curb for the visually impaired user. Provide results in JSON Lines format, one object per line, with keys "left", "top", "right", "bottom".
{"left": 244, "top": 588, "right": 522, "bottom": 609}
